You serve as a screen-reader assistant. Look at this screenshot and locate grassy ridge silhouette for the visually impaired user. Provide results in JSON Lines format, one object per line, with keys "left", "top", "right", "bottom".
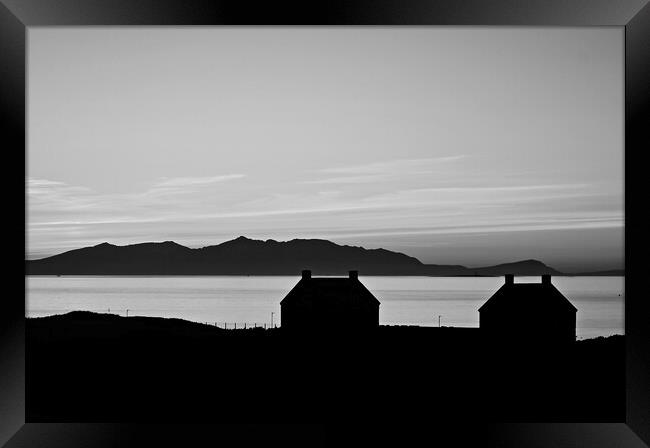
{"left": 27, "top": 312, "right": 623, "bottom": 422}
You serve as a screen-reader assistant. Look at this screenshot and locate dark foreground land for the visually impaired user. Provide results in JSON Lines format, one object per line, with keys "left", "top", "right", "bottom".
{"left": 27, "top": 312, "right": 624, "bottom": 422}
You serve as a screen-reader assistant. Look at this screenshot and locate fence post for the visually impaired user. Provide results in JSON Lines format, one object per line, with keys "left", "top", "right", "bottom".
{"left": 225, "top": 322, "right": 227, "bottom": 329}
{"left": 234, "top": 323, "right": 237, "bottom": 330}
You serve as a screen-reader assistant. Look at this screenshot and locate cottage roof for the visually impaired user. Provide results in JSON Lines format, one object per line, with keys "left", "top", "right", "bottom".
{"left": 478, "top": 279, "right": 577, "bottom": 314}
{"left": 280, "top": 273, "right": 380, "bottom": 308}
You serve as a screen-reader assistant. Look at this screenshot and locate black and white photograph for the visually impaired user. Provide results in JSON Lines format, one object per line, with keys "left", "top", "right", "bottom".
{"left": 24, "top": 26, "right": 626, "bottom": 421}
{"left": 2, "top": 0, "right": 649, "bottom": 445}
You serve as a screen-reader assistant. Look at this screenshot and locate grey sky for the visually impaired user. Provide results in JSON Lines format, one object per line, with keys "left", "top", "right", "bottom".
{"left": 27, "top": 27, "right": 624, "bottom": 271}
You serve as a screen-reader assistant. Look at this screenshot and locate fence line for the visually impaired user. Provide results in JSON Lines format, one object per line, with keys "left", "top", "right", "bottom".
{"left": 30, "top": 308, "right": 281, "bottom": 329}
{"left": 210, "top": 322, "right": 278, "bottom": 330}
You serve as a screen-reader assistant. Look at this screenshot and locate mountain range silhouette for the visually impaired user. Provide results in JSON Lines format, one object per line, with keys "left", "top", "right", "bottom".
{"left": 25, "top": 236, "right": 618, "bottom": 276}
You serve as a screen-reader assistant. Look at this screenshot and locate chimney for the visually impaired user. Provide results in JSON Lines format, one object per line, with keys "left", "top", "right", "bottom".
{"left": 302, "top": 269, "right": 311, "bottom": 280}
{"left": 505, "top": 274, "right": 514, "bottom": 285}
{"left": 542, "top": 274, "right": 552, "bottom": 285}
{"left": 349, "top": 270, "right": 359, "bottom": 280}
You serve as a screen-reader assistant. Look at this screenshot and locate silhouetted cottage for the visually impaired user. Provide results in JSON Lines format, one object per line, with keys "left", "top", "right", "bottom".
{"left": 478, "top": 274, "right": 577, "bottom": 344}
{"left": 280, "top": 270, "right": 380, "bottom": 331}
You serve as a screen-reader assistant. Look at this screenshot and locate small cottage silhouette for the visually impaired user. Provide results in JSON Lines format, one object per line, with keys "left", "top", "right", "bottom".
{"left": 280, "top": 270, "right": 380, "bottom": 331}
{"left": 478, "top": 274, "right": 577, "bottom": 344}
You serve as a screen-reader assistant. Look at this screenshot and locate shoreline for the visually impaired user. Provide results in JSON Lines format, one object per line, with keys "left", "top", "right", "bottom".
{"left": 24, "top": 273, "right": 625, "bottom": 277}
{"left": 26, "top": 310, "right": 624, "bottom": 342}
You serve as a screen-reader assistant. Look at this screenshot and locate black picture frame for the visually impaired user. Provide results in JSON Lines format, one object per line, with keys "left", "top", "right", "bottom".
{"left": 2, "top": 0, "right": 649, "bottom": 446}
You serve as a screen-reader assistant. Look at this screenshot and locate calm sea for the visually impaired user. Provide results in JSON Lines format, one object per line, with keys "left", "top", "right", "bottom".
{"left": 25, "top": 276, "right": 624, "bottom": 340}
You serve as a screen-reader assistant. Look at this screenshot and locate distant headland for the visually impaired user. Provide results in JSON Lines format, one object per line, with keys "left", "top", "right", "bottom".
{"left": 25, "top": 236, "right": 624, "bottom": 277}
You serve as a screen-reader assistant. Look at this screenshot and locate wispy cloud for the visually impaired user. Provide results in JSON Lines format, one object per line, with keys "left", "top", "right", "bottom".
{"left": 306, "top": 155, "right": 467, "bottom": 185}
{"left": 141, "top": 174, "right": 246, "bottom": 199}
{"left": 26, "top": 168, "right": 623, "bottom": 264}
{"left": 303, "top": 174, "right": 391, "bottom": 185}
{"left": 262, "top": 215, "right": 617, "bottom": 240}
{"left": 27, "top": 177, "right": 87, "bottom": 194}
{"left": 27, "top": 178, "right": 65, "bottom": 188}
{"left": 153, "top": 174, "right": 245, "bottom": 188}
{"left": 320, "top": 155, "right": 467, "bottom": 175}
{"left": 27, "top": 178, "right": 97, "bottom": 212}
{"left": 27, "top": 173, "right": 248, "bottom": 226}
{"left": 406, "top": 183, "right": 592, "bottom": 194}
{"left": 358, "top": 183, "right": 595, "bottom": 209}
